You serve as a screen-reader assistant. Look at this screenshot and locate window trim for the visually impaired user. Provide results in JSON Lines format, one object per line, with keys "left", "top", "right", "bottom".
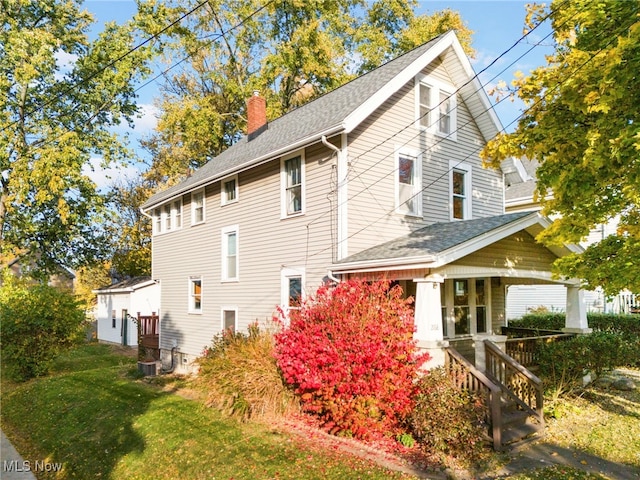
{"left": 173, "top": 199, "right": 182, "bottom": 229}
{"left": 281, "top": 267, "right": 305, "bottom": 313}
{"left": 441, "top": 277, "right": 491, "bottom": 339}
{"left": 221, "top": 307, "right": 238, "bottom": 333}
{"left": 153, "top": 199, "right": 183, "bottom": 235}
{"left": 221, "top": 174, "right": 239, "bottom": 206}
{"left": 188, "top": 276, "right": 203, "bottom": 314}
{"left": 415, "top": 75, "right": 457, "bottom": 141}
{"left": 221, "top": 225, "right": 239, "bottom": 282}
{"left": 191, "top": 189, "right": 206, "bottom": 226}
{"left": 280, "top": 151, "right": 306, "bottom": 218}
{"left": 449, "top": 161, "right": 472, "bottom": 220}
{"left": 394, "top": 146, "right": 423, "bottom": 217}
{"left": 153, "top": 207, "right": 163, "bottom": 235}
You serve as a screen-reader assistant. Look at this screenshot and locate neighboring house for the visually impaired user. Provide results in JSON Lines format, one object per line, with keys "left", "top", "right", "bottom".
{"left": 6, "top": 257, "right": 75, "bottom": 290}
{"left": 504, "top": 159, "right": 637, "bottom": 317}
{"left": 94, "top": 277, "right": 160, "bottom": 347}
{"left": 141, "top": 31, "right": 590, "bottom": 373}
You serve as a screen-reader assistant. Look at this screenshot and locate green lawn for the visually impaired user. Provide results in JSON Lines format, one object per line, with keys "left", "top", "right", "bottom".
{"left": 2, "top": 344, "right": 638, "bottom": 480}
{"left": 1, "top": 344, "right": 413, "bottom": 480}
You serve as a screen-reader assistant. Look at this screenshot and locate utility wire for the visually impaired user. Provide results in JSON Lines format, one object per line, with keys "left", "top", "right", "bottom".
{"left": 0, "top": 0, "right": 211, "bottom": 136}
{"left": 303, "top": 0, "right": 575, "bottom": 229}
{"left": 294, "top": 6, "right": 635, "bottom": 266}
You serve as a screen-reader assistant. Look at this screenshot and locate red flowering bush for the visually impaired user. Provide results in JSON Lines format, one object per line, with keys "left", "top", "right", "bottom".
{"left": 274, "top": 278, "right": 429, "bottom": 439}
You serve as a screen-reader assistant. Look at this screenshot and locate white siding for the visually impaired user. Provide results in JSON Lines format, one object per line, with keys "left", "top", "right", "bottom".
{"left": 346, "top": 61, "right": 504, "bottom": 257}
{"left": 95, "top": 284, "right": 160, "bottom": 346}
{"left": 152, "top": 143, "right": 336, "bottom": 361}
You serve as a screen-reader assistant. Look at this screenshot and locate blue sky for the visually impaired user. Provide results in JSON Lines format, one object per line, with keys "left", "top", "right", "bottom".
{"left": 81, "top": 0, "right": 554, "bottom": 186}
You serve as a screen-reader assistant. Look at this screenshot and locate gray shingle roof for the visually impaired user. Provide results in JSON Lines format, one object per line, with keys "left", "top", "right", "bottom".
{"left": 96, "top": 276, "right": 153, "bottom": 291}
{"left": 335, "top": 212, "right": 533, "bottom": 264}
{"left": 142, "top": 34, "right": 446, "bottom": 210}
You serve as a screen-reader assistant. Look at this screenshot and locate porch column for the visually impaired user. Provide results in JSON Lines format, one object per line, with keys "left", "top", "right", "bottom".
{"left": 414, "top": 275, "right": 448, "bottom": 369}
{"left": 563, "top": 285, "right": 592, "bottom": 334}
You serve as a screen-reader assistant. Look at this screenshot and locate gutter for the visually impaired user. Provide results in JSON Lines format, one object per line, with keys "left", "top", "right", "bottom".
{"left": 141, "top": 125, "right": 345, "bottom": 212}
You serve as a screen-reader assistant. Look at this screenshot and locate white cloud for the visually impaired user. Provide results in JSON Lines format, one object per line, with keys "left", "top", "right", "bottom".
{"left": 54, "top": 50, "right": 78, "bottom": 81}
{"left": 83, "top": 157, "right": 144, "bottom": 192}
{"left": 132, "top": 103, "right": 159, "bottom": 134}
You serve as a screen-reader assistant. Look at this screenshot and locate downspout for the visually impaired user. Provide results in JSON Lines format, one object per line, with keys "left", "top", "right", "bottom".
{"left": 322, "top": 135, "right": 342, "bottom": 263}
{"left": 322, "top": 135, "right": 348, "bottom": 263}
{"left": 326, "top": 270, "right": 341, "bottom": 284}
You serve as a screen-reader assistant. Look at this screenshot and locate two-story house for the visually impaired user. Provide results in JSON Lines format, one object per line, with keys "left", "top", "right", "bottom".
{"left": 141, "top": 32, "right": 590, "bottom": 373}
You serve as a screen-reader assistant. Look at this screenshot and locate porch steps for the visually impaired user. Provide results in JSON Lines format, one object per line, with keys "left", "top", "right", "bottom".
{"left": 500, "top": 406, "right": 544, "bottom": 448}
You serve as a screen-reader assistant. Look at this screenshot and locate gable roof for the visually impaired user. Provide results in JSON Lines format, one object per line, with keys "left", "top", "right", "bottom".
{"left": 142, "top": 31, "right": 502, "bottom": 211}
{"left": 93, "top": 276, "right": 156, "bottom": 294}
{"left": 331, "top": 212, "right": 582, "bottom": 273}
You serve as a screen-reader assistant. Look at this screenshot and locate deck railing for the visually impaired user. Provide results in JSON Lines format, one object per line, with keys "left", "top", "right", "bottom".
{"left": 444, "top": 347, "right": 503, "bottom": 451}
{"left": 137, "top": 312, "right": 159, "bottom": 350}
{"left": 502, "top": 330, "right": 574, "bottom": 368}
{"left": 484, "top": 340, "right": 544, "bottom": 427}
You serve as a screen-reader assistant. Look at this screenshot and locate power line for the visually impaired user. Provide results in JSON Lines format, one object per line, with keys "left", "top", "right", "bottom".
{"left": 1, "top": 0, "right": 211, "bottom": 136}
{"left": 9, "top": 0, "right": 276, "bottom": 162}
{"left": 295, "top": 5, "right": 635, "bottom": 267}
{"left": 303, "top": 0, "right": 575, "bottom": 229}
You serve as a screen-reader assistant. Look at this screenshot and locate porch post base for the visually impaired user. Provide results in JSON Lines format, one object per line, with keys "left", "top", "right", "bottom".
{"left": 562, "top": 327, "right": 593, "bottom": 335}
{"left": 416, "top": 340, "right": 450, "bottom": 370}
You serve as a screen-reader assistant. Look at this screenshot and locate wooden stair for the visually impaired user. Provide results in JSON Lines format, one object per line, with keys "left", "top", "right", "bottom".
{"left": 445, "top": 342, "right": 545, "bottom": 451}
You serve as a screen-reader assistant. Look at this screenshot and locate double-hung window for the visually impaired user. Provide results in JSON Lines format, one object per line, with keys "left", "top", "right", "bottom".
{"left": 153, "top": 200, "right": 182, "bottom": 235}
{"left": 164, "top": 204, "right": 171, "bottom": 231}
{"left": 449, "top": 161, "right": 472, "bottom": 220}
{"left": 281, "top": 153, "right": 304, "bottom": 217}
{"left": 415, "top": 76, "right": 457, "bottom": 140}
{"left": 191, "top": 189, "right": 205, "bottom": 225}
{"left": 173, "top": 200, "right": 182, "bottom": 228}
{"left": 221, "top": 225, "right": 239, "bottom": 282}
{"left": 395, "top": 148, "right": 422, "bottom": 217}
{"left": 221, "top": 175, "right": 238, "bottom": 206}
{"left": 281, "top": 267, "right": 304, "bottom": 313}
{"left": 154, "top": 208, "right": 162, "bottom": 234}
{"left": 222, "top": 308, "right": 237, "bottom": 333}
{"left": 189, "top": 277, "right": 202, "bottom": 313}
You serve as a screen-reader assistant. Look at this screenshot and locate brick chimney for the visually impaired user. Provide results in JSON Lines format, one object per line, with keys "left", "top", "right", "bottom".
{"left": 246, "top": 90, "right": 267, "bottom": 140}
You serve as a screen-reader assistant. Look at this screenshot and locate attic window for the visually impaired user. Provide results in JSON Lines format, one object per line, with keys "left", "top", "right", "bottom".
{"left": 415, "top": 76, "right": 457, "bottom": 141}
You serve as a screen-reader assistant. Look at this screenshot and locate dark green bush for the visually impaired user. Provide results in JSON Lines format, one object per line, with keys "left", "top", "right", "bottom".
{"left": 0, "top": 273, "right": 86, "bottom": 380}
{"left": 407, "top": 368, "right": 488, "bottom": 466}
{"left": 510, "top": 312, "right": 640, "bottom": 336}
{"left": 538, "top": 332, "right": 640, "bottom": 390}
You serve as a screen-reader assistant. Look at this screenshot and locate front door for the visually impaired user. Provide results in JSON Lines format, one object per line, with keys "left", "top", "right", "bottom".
{"left": 122, "top": 309, "right": 128, "bottom": 345}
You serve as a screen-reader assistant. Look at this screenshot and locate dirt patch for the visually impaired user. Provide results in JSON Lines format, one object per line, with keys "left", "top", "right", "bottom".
{"left": 271, "top": 418, "right": 453, "bottom": 479}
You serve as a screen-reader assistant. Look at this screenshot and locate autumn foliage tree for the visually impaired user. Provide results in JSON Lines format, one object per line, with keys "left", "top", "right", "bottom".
{"left": 481, "top": 0, "right": 640, "bottom": 295}
{"left": 0, "top": 0, "right": 172, "bottom": 277}
{"left": 143, "top": 0, "right": 474, "bottom": 188}
{"left": 274, "top": 279, "right": 428, "bottom": 440}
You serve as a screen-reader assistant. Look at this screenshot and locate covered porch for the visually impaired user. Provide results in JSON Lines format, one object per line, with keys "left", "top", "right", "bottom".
{"left": 332, "top": 212, "right": 591, "bottom": 449}
{"left": 331, "top": 212, "right": 591, "bottom": 369}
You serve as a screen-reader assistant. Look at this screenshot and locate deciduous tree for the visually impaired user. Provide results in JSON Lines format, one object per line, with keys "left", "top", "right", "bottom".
{"left": 481, "top": 0, "right": 640, "bottom": 295}
{"left": 0, "top": 0, "right": 170, "bottom": 277}
{"left": 143, "top": 0, "right": 474, "bottom": 187}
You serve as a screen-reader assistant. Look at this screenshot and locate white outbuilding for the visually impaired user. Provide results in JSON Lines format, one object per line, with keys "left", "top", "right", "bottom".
{"left": 94, "top": 277, "right": 160, "bottom": 347}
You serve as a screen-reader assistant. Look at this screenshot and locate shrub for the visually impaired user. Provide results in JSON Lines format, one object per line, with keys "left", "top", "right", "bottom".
{"left": 538, "top": 332, "right": 640, "bottom": 391}
{"left": 407, "top": 368, "right": 488, "bottom": 466}
{"left": 197, "top": 323, "right": 298, "bottom": 421}
{"left": 0, "top": 273, "right": 86, "bottom": 380}
{"left": 274, "top": 278, "right": 428, "bottom": 440}
{"left": 510, "top": 312, "right": 640, "bottom": 336}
